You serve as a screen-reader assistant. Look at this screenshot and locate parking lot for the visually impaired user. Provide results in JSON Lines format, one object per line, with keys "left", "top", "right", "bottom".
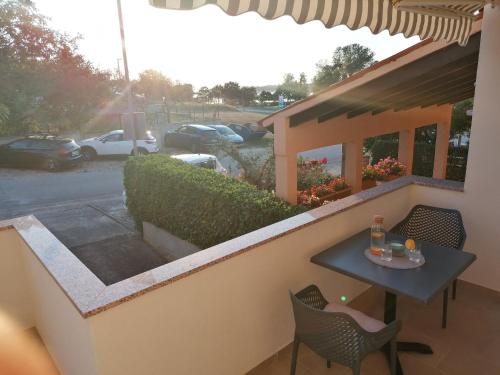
{"left": 0, "top": 138, "right": 341, "bottom": 284}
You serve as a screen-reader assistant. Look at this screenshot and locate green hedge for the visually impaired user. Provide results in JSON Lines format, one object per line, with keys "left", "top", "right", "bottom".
{"left": 124, "top": 154, "right": 305, "bottom": 249}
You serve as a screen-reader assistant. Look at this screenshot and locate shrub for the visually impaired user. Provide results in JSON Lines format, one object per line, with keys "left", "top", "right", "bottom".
{"left": 124, "top": 154, "right": 305, "bottom": 249}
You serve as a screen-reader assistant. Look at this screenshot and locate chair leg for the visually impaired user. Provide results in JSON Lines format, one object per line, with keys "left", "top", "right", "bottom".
{"left": 390, "top": 338, "right": 397, "bottom": 375}
{"left": 352, "top": 362, "right": 361, "bottom": 375}
{"left": 452, "top": 279, "right": 458, "bottom": 300}
{"left": 326, "top": 360, "right": 331, "bottom": 368}
{"left": 442, "top": 288, "right": 449, "bottom": 329}
{"left": 290, "top": 336, "right": 300, "bottom": 375}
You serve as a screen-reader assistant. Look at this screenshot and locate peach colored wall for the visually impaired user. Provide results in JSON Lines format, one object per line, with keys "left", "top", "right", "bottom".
{"left": 88, "top": 187, "right": 413, "bottom": 375}
{"left": 284, "top": 105, "right": 452, "bottom": 154}
{"left": 0, "top": 229, "right": 34, "bottom": 329}
{"left": 274, "top": 104, "right": 453, "bottom": 203}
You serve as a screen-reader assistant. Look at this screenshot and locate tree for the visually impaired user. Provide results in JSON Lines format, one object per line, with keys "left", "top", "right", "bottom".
{"left": 171, "top": 83, "right": 193, "bottom": 102}
{"left": 239, "top": 86, "right": 257, "bottom": 106}
{"left": 274, "top": 73, "right": 309, "bottom": 102}
{"left": 0, "top": 0, "right": 113, "bottom": 135}
{"left": 451, "top": 99, "right": 473, "bottom": 138}
{"left": 210, "top": 84, "right": 223, "bottom": 103}
{"left": 222, "top": 81, "right": 240, "bottom": 103}
{"left": 197, "top": 86, "right": 210, "bottom": 102}
{"left": 312, "top": 44, "right": 375, "bottom": 92}
{"left": 258, "top": 90, "right": 274, "bottom": 104}
{"left": 134, "top": 69, "right": 172, "bottom": 103}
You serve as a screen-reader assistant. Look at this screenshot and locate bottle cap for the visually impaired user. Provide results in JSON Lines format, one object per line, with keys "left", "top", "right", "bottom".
{"left": 373, "top": 215, "right": 384, "bottom": 224}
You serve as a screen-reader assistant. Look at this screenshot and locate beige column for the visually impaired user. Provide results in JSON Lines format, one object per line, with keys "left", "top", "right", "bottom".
{"left": 432, "top": 122, "right": 451, "bottom": 179}
{"left": 274, "top": 117, "right": 298, "bottom": 204}
{"left": 275, "top": 153, "right": 298, "bottom": 204}
{"left": 398, "top": 128, "right": 415, "bottom": 175}
{"left": 344, "top": 140, "right": 363, "bottom": 193}
{"left": 460, "top": 5, "right": 500, "bottom": 291}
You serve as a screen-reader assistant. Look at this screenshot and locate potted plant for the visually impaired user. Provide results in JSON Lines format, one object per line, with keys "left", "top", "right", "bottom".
{"left": 297, "top": 177, "right": 351, "bottom": 207}
{"left": 374, "top": 157, "right": 407, "bottom": 181}
{"left": 362, "top": 165, "right": 378, "bottom": 190}
{"left": 297, "top": 157, "right": 333, "bottom": 191}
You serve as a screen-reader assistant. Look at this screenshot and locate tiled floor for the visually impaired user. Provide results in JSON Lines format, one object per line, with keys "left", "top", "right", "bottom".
{"left": 248, "top": 281, "right": 500, "bottom": 375}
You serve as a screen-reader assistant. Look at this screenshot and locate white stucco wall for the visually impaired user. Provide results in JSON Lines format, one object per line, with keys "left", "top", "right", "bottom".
{"left": 0, "top": 229, "right": 34, "bottom": 329}
{"left": 0, "top": 228, "right": 98, "bottom": 375}
{"left": 88, "top": 187, "right": 412, "bottom": 375}
{"left": 21, "top": 243, "right": 99, "bottom": 375}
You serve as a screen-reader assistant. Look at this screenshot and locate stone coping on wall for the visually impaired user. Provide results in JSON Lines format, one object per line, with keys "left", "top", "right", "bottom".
{"left": 0, "top": 176, "right": 464, "bottom": 318}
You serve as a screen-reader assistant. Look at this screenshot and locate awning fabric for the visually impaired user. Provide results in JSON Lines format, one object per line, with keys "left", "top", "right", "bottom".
{"left": 149, "top": 0, "right": 484, "bottom": 46}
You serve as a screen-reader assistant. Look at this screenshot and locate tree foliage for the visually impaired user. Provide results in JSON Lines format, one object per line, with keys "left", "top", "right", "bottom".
{"left": 0, "top": 0, "right": 113, "bottom": 135}
{"left": 134, "top": 69, "right": 172, "bottom": 102}
{"left": 275, "top": 72, "right": 309, "bottom": 102}
{"left": 312, "top": 44, "right": 375, "bottom": 92}
{"left": 451, "top": 99, "right": 473, "bottom": 137}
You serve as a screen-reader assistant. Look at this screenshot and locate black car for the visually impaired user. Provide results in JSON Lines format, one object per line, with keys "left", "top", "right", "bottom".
{"left": 0, "top": 135, "right": 82, "bottom": 171}
{"left": 227, "top": 123, "right": 268, "bottom": 141}
{"left": 164, "top": 124, "right": 219, "bottom": 152}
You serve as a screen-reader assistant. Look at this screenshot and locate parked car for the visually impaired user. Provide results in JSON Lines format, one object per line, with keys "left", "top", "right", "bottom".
{"left": 171, "top": 153, "right": 227, "bottom": 174}
{"left": 227, "top": 123, "right": 268, "bottom": 141}
{"left": 164, "top": 124, "right": 219, "bottom": 152}
{"left": 206, "top": 125, "right": 244, "bottom": 144}
{"left": 78, "top": 130, "right": 158, "bottom": 160}
{"left": 0, "top": 134, "right": 82, "bottom": 171}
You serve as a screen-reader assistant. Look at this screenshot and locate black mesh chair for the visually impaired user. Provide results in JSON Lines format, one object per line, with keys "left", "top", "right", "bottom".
{"left": 390, "top": 205, "right": 466, "bottom": 328}
{"left": 289, "top": 285, "right": 401, "bottom": 375}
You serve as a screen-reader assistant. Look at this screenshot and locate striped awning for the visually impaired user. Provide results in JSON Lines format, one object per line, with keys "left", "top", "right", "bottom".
{"left": 149, "top": 0, "right": 485, "bottom": 46}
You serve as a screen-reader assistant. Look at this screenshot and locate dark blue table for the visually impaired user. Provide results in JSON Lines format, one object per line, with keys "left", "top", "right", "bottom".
{"left": 311, "top": 229, "right": 476, "bottom": 374}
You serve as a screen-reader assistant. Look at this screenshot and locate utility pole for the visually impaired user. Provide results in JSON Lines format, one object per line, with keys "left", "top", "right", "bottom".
{"left": 116, "top": 0, "right": 138, "bottom": 155}
{"left": 116, "top": 58, "right": 122, "bottom": 79}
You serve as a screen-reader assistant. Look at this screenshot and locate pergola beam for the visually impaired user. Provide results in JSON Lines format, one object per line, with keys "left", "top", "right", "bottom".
{"left": 345, "top": 58, "right": 478, "bottom": 118}
{"left": 289, "top": 33, "right": 480, "bottom": 127}
{"left": 326, "top": 54, "right": 478, "bottom": 121}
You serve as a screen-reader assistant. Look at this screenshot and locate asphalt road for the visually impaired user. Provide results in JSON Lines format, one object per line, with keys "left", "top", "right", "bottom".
{"left": 0, "top": 160, "right": 125, "bottom": 219}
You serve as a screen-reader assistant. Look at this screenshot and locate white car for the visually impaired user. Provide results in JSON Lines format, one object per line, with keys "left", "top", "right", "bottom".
{"left": 171, "top": 153, "right": 227, "bottom": 174}
{"left": 78, "top": 130, "right": 159, "bottom": 160}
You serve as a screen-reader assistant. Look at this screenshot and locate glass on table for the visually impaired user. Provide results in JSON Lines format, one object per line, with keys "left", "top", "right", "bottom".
{"left": 407, "top": 241, "right": 424, "bottom": 264}
{"left": 380, "top": 243, "right": 392, "bottom": 261}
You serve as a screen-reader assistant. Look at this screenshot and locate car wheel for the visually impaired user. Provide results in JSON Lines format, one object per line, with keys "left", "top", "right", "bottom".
{"left": 81, "top": 147, "right": 96, "bottom": 161}
{"left": 45, "top": 158, "right": 60, "bottom": 172}
{"left": 164, "top": 135, "right": 173, "bottom": 147}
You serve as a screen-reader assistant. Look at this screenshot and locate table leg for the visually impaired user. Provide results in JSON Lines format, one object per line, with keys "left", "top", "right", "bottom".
{"left": 383, "top": 292, "right": 403, "bottom": 375}
{"left": 383, "top": 292, "right": 433, "bottom": 375}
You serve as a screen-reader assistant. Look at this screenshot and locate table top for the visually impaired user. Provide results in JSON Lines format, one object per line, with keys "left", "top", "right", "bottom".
{"left": 311, "top": 229, "right": 476, "bottom": 304}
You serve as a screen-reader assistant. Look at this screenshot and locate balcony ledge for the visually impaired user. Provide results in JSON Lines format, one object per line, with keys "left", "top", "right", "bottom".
{"left": 0, "top": 176, "right": 463, "bottom": 318}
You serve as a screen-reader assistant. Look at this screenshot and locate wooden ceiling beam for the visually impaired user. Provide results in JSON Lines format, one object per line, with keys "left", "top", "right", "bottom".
{"left": 289, "top": 33, "right": 481, "bottom": 127}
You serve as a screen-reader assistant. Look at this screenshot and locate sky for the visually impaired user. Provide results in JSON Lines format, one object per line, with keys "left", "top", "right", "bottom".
{"left": 34, "top": 0, "right": 420, "bottom": 90}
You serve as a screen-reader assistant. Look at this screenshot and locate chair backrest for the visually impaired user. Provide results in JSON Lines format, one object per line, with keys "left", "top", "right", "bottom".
{"left": 290, "top": 285, "right": 365, "bottom": 367}
{"left": 390, "top": 205, "right": 466, "bottom": 250}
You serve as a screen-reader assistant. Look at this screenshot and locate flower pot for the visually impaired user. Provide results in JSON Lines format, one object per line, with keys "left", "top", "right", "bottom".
{"left": 317, "top": 187, "right": 352, "bottom": 204}
{"left": 385, "top": 174, "right": 401, "bottom": 182}
{"left": 362, "top": 179, "right": 377, "bottom": 190}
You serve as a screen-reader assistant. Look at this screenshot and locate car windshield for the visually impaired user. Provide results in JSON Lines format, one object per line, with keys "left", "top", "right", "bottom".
{"left": 203, "top": 130, "right": 218, "bottom": 139}
{"left": 215, "top": 127, "right": 235, "bottom": 136}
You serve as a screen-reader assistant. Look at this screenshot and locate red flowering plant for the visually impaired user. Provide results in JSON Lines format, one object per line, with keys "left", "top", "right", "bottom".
{"left": 374, "top": 157, "right": 406, "bottom": 180}
{"left": 297, "top": 177, "right": 350, "bottom": 207}
{"left": 297, "top": 157, "right": 333, "bottom": 191}
{"left": 362, "top": 165, "right": 378, "bottom": 181}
